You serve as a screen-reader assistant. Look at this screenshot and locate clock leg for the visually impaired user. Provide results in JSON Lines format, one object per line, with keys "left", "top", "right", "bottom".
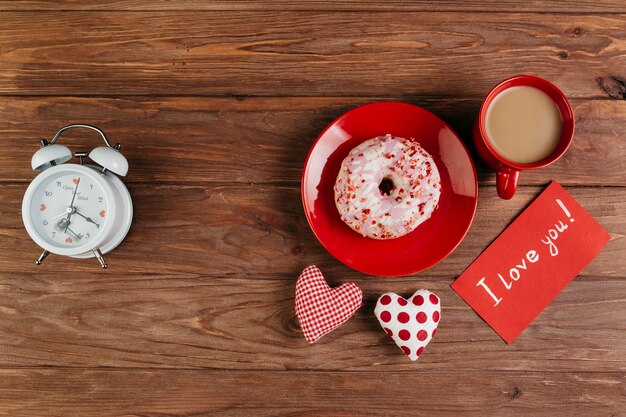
{"left": 93, "top": 249, "right": 107, "bottom": 269}
{"left": 35, "top": 250, "right": 50, "bottom": 265}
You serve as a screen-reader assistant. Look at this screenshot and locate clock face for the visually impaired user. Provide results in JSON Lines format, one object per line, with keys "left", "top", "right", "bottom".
{"left": 26, "top": 167, "right": 111, "bottom": 251}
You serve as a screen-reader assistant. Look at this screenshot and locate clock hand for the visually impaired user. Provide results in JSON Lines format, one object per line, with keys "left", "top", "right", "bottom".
{"left": 57, "top": 218, "right": 70, "bottom": 230}
{"left": 64, "top": 177, "right": 80, "bottom": 233}
{"left": 66, "top": 226, "right": 83, "bottom": 240}
{"left": 74, "top": 210, "right": 100, "bottom": 229}
{"left": 68, "top": 177, "right": 80, "bottom": 209}
{"left": 58, "top": 218, "right": 83, "bottom": 239}
{"left": 50, "top": 211, "right": 68, "bottom": 221}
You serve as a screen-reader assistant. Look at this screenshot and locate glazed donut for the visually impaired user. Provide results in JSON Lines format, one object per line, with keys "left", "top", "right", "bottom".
{"left": 334, "top": 134, "right": 441, "bottom": 240}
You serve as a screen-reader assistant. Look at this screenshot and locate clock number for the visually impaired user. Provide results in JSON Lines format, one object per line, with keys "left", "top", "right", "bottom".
{"left": 52, "top": 231, "right": 56, "bottom": 237}
{"left": 85, "top": 233, "right": 90, "bottom": 239}
{"left": 42, "top": 219, "right": 48, "bottom": 225}
{"left": 44, "top": 191, "right": 52, "bottom": 197}
{"left": 56, "top": 181, "right": 61, "bottom": 187}
{"left": 98, "top": 197, "right": 103, "bottom": 203}
{"left": 90, "top": 184, "right": 93, "bottom": 190}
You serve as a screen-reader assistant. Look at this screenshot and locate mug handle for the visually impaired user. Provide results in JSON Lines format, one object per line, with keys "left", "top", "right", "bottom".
{"left": 496, "top": 168, "right": 520, "bottom": 200}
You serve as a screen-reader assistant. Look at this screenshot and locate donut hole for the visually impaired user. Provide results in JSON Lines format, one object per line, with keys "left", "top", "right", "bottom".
{"left": 379, "top": 177, "right": 394, "bottom": 196}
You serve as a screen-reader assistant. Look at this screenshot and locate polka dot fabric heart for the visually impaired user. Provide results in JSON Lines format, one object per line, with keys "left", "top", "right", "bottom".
{"left": 295, "top": 265, "right": 363, "bottom": 344}
{"left": 374, "top": 289, "right": 441, "bottom": 361}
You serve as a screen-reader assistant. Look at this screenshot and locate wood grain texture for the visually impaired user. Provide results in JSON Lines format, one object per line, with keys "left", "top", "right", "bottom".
{"left": 1, "top": 180, "right": 624, "bottom": 372}
{"left": 0, "top": 273, "right": 624, "bottom": 371}
{"left": 1, "top": 97, "right": 624, "bottom": 186}
{"left": 0, "top": 184, "right": 623, "bottom": 277}
{"left": 0, "top": 369, "right": 624, "bottom": 417}
{"left": 1, "top": 12, "right": 625, "bottom": 98}
{"left": 1, "top": 0, "right": 626, "bottom": 12}
{"left": 1, "top": 3, "right": 625, "bottom": 416}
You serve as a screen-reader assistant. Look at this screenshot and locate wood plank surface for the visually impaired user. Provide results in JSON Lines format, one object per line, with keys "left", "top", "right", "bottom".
{"left": 0, "top": 273, "right": 624, "bottom": 372}
{"left": 1, "top": 12, "right": 625, "bottom": 98}
{"left": 0, "top": 369, "right": 624, "bottom": 417}
{"left": 1, "top": 3, "right": 625, "bottom": 416}
{"left": 0, "top": 184, "right": 623, "bottom": 277}
{"left": 0, "top": 182, "right": 623, "bottom": 373}
{"left": 1, "top": 97, "right": 624, "bottom": 186}
{"left": 1, "top": 0, "right": 625, "bottom": 13}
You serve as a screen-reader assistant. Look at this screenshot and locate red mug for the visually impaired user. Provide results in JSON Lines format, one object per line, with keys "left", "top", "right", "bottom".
{"left": 473, "top": 75, "right": 575, "bottom": 199}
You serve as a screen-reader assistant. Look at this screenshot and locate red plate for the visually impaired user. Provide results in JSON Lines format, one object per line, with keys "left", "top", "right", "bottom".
{"left": 302, "top": 102, "right": 478, "bottom": 276}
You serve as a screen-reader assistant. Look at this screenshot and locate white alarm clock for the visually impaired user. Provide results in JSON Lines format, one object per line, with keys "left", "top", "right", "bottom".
{"left": 22, "top": 124, "right": 133, "bottom": 268}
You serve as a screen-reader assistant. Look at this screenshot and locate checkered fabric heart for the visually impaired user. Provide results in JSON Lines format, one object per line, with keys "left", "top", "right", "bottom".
{"left": 295, "top": 265, "right": 363, "bottom": 343}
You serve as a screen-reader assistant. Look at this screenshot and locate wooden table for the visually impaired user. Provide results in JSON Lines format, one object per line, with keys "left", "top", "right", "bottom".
{"left": 0, "top": 2, "right": 624, "bottom": 416}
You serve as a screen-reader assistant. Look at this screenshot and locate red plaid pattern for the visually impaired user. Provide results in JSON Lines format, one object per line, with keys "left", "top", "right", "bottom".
{"left": 295, "top": 265, "right": 363, "bottom": 343}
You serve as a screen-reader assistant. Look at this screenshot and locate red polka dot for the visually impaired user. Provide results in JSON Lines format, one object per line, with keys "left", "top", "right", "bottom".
{"left": 380, "top": 295, "right": 392, "bottom": 305}
{"left": 416, "top": 312, "right": 427, "bottom": 323}
{"left": 432, "top": 329, "right": 437, "bottom": 337}
{"left": 397, "top": 312, "right": 410, "bottom": 323}
{"left": 399, "top": 329, "right": 410, "bottom": 341}
{"left": 412, "top": 295, "right": 424, "bottom": 306}
{"left": 400, "top": 346, "right": 411, "bottom": 356}
{"left": 429, "top": 294, "right": 439, "bottom": 304}
{"left": 417, "top": 330, "right": 427, "bottom": 341}
{"left": 416, "top": 346, "right": 424, "bottom": 356}
{"left": 380, "top": 311, "right": 391, "bottom": 322}
{"left": 397, "top": 297, "right": 407, "bottom": 306}
{"left": 384, "top": 328, "right": 393, "bottom": 336}
{"left": 432, "top": 311, "right": 440, "bottom": 323}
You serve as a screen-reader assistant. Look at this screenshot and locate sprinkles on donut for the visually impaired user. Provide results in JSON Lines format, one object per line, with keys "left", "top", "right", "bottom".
{"left": 334, "top": 134, "right": 441, "bottom": 240}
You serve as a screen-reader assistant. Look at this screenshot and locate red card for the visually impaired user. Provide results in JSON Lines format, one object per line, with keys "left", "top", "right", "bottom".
{"left": 451, "top": 181, "right": 610, "bottom": 343}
